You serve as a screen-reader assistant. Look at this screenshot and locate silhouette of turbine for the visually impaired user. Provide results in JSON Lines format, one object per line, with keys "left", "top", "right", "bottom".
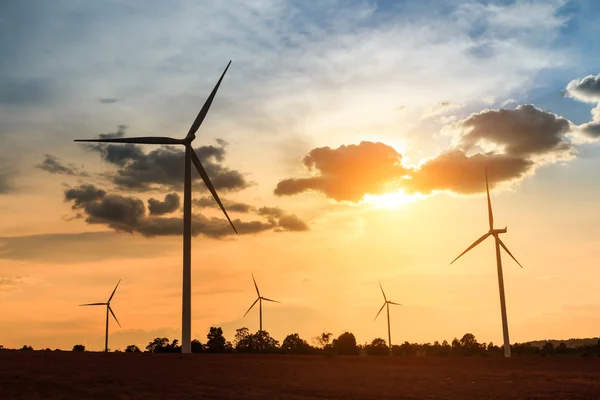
{"left": 75, "top": 62, "right": 238, "bottom": 354}
{"left": 450, "top": 168, "right": 523, "bottom": 358}
{"left": 243, "top": 273, "right": 280, "bottom": 331}
{"left": 374, "top": 282, "right": 401, "bottom": 355}
{"left": 80, "top": 279, "right": 121, "bottom": 352}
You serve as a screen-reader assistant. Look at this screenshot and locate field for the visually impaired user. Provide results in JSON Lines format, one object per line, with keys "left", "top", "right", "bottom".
{"left": 1, "top": 351, "right": 600, "bottom": 399}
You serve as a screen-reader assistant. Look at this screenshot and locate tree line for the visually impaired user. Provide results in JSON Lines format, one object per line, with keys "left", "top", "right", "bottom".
{"left": 3, "top": 330, "right": 600, "bottom": 357}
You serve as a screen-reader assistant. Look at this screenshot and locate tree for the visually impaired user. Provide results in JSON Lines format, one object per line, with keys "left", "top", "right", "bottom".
{"left": 365, "top": 338, "right": 389, "bottom": 356}
{"left": 21, "top": 345, "right": 33, "bottom": 351}
{"left": 234, "top": 327, "right": 252, "bottom": 353}
{"left": 282, "top": 333, "right": 313, "bottom": 354}
{"left": 206, "top": 327, "right": 227, "bottom": 353}
{"left": 191, "top": 339, "right": 203, "bottom": 353}
{"left": 313, "top": 332, "right": 333, "bottom": 348}
{"left": 125, "top": 345, "right": 141, "bottom": 353}
{"left": 146, "top": 337, "right": 170, "bottom": 353}
{"left": 252, "top": 330, "right": 280, "bottom": 353}
{"left": 542, "top": 341, "right": 555, "bottom": 355}
{"left": 459, "top": 333, "right": 482, "bottom": 356}
{"left": 332, "top": 332, "right": 359, "bottom": 355}
{"left": 72, "top": 344, "right": 86, "bottom": 352}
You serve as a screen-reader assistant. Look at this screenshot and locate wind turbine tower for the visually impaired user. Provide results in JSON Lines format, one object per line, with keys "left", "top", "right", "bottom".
{"left": 243, "top": 274, "right": 280, "bottom": 331}
{"left": 450, "top": 168, "right": 523, "bottom": 358}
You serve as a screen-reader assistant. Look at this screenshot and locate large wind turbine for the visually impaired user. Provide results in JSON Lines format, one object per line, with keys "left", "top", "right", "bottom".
{"left": 80, "top": 279, "right": 122, "bottom": 352}
{"left": 374, "top": 282, "right": 401, "bottom": 354}
{"left": 75, "top": 62, "right": 238, "bottom": 354}
{"left": 243, "top": 274, "right": 280, "bottom": 331}
{"left": 450, "top": 168, "right": 523, "bottom": 358}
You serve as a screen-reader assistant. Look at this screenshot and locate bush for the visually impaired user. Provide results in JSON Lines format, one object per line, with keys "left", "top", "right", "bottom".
{"left": 72, "top": 344, "right": 86, "bottom": 352}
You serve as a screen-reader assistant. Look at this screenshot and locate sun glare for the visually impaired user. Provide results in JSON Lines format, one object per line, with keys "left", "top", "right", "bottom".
{"left": 363, "top": 189, "right": 427, "bottom": 209}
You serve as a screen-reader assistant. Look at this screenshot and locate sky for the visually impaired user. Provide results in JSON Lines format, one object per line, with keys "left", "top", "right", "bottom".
{"left": 1, "top": 0, "right": 600, "bottom": 351}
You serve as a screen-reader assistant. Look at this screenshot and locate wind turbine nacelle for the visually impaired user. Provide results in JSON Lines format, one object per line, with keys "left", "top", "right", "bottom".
{"left": 492, "top": 227, "right": 508, "bottom": 234}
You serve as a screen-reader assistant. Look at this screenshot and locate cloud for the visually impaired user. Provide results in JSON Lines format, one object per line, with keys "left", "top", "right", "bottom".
{"left": 0, "top": 164, "right": 14, "bottom": 194}
{"left": 407, "top": 149, "right": 534, "bottom": 194}
{"left": 277, "top": 104, "right": 577, "bottom": 200}
{"left": 99, "top": 97, "right": 119, "bottom": 104}
{"left": 63, "top": 184, "right": 295, "bottom": 238}
{"left": 85, "top": 128, "right": 248, "bottom": 192}
{"left": 36, "top": 154, "right": 88, "bottom": 176}
{"left": 278, "top": 214, "right": 309, "bottom": 231}
{"left": 148, "top": 193, "right": 180, "bottom": 215}
{"left": 193, "top": 196, "right": 254, "bottom": 213}
{"left": 452, "top": 105, "right": 573, "bottom": 159}
{"left": 275, "top": 142, "right": 408, "bottom": 202}
{"left": 565, "top": 74, "right": 600, "bottom": 103}
{"left": 257, "top": 206, "right": 284, "bottom": 218}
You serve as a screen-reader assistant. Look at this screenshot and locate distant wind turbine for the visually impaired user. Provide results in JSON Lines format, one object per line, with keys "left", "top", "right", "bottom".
{"left": 450, "top": 168, "right": 523, "bottom": 358}
{"left": 374, "top": 282, "right": 401, "bottom": 354}
{"left": 75, "top": 62, "right": 238, "bottom": 354}
{"left": 80, "top": 279, "right": 122, "bottom": 352}
{"left": 243, "top": 274, "right": 280, "bottom": 331}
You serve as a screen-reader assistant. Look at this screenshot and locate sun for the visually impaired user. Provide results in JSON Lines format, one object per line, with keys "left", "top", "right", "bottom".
{"left": 363, "top": 189, "right": 427, "bottom": 209}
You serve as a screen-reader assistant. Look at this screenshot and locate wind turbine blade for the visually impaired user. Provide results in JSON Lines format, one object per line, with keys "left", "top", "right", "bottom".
{"left": 79, "top": 302, "right": 106, "bottom": 306}
{"left": 243, "top": 298, "right": 259, "bottom": 317}
{"left": 252, "top": 273, "right": 260, "bottom": 296}
{"left": 108, "top": 305, "right": 121, "bottom": 327}
{"left": 388, "top": 301, "right": 402, "bottom": 306}
{"left": 498, "top": 238, "right": 524, "bottom": 268}
{"left": 261, "top": 297, "right": 280, "bottom": 303}
{"left": 190, "top": 149, "right": 238, "bottom": 234}
{"left": 450, "top": 232, "right": 491, "bottom": 265}
{"left": 74, "top": 137, "right": 183, "bottom": 145}
{"left": 374, "top": 303, "right": 386, "bottom": 321}
{"left": 108, "top": 279, "right": 121, "bottom": 302}
{"left": 379, "top": 281, "right": 387, "bottom": 301}
{"left": 186, "top": 61, "right": 231, "bottom": 140}
{"left": 486, "top": 167, "right": 493, "bottom": 230}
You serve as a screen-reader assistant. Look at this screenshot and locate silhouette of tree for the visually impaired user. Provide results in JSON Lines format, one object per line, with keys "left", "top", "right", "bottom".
{"left": 146, "top": 337, "right": 169, "bottom": 353}
{"left": 542, "top": 341, "right": 555, "bottom": 356}
{"left": 459, "top": 333, "right": 482, "bottom": 356}
{"left": 206, "top": 327, "right": 227, "bottom": 353}
{"left": 282, "top": 333, "right": 314, "bottom": 354}
{"left": 313, "top": 332, "right": 333, "bottom": 348}
{"left": 125, "top": 345, "right": 141, "bottom": 353}
{"left": 234, "top": 327, "right": 252, "bottom": 353}
{"left": 72, "top": 344, "right": 86, "bottom": 352}
{"left": 365, "top": 338, "right": 389, "bottom": 356}
{"left": 20, "top": 345, "right": 33, "bottom": 351}
{"left": 191, "top": 339, "right": 203, "bottom": 353}
{"left": 332, "top": 332, "right": 359, "bottom": 355}
{"left": 252, "top": 330, "right": 280, "bottom": 353}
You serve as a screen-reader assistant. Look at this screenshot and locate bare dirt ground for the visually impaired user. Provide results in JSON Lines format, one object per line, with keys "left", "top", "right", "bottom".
{"left": 1, "top": 351, "right": 600, "bottom": 399}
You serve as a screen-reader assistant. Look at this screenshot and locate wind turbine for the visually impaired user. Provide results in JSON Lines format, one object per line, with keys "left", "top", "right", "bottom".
{"left": 74, "top": 62, "right": 238, "bottom": 354}
{"left": 243, "top": 274, "right": 280, "bottom": 331}
{"left": 80, "top": 279, "right": 122, "bottom": 352}
{"left": 374, "top": 282, "right": 401, "bottom": 354}
{"left": 450, "top": 168, "right": 523, "bottom": 358}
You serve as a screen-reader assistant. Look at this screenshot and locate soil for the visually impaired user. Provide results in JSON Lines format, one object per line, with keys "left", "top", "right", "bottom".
{"left": 1, "top": 351, "right": 599, "bottom": 399}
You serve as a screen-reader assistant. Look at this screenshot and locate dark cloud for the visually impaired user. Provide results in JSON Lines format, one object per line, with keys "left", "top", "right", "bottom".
{"left": 278, "top": 214, "right": 309, "bottom": 231}
{"left": 455, "top": 105, "right": 573, "bottom": 157}
{"left": 85, "top": 128, "right": 248, "bottom": 192}
{"left": 148, "top": 193, "right": 180, "bottom": 215}
{"left": 63, "top": 184, "right": 285, "bottom": 239}
{"left": 0, "top": 77, "right": 57, "bottom": 106}
{"left": 276, "top": 105, "right": 576, "bottom": 200}
{"left": 566, "top": 74, "right": 600, "bottom": 103}
{"left": 407, "top": 149, "right": 534, "bottom": 194}
{"left": 193, "top": 196, "right": 254, "bottom": 213}
{"left": 64, "top": 184, "right": 106, "bottom": 209}
{"left": 99, "top": 98, "right": 119, "bottom": 104}
{"left": 579, "top": 121, "right": 600, "bottom": 139}
{"left": 257, "top": 206, "right": 284, "bottom": 218}
{"left": 0, "top": 165, "right": 14, "bottom": 194}
{"left": 36, "top": 154, "right": 87, "bottom": 176}
{"left": 275, "top": 141, "right": 408, "bottom": 202}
